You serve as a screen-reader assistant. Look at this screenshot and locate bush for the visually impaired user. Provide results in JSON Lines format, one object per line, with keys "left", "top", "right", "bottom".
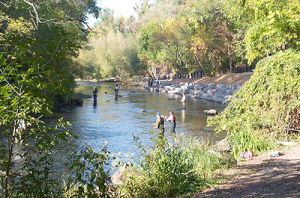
{"left": 210, "top": 50, "right": 300, "bottom": 158}
{"left": 118, "top": 133, "right": 228, "bottom": 197}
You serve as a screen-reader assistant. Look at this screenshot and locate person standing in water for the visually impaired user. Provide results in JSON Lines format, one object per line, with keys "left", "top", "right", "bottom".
{"left": 153, "top": 112, "right": 165, "bottom": 139}
{"left": 114, "top": 84, "right": 118, "bottom": 98}
{"left": 165, "top": 111, "right": 176, "bottom": 133}
{"left": 93, "top": 88, "right": 99, "bottom": 106}
{"left": 181, "top": 92, "right": 186, "bottom": 109}
{"left": 93, "top": 88, "right": 99, "bottom": 97}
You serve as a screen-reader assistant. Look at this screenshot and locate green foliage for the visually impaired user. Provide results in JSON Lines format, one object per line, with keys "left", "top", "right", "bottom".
{"left": 137, "top": 19, "right": 162, "bottom": 63}
{"left": 221, "top": 0, "right": 300, "bottom": 64}
{"left": 65, "top": 145, "right": 111, "bottom": 197}
{"left": 210, "top": 50, "right": 300, "bottom": 158}
{"left": 119, "top": 133, "right": 228, "bottom": 197}
{"left": 75, "top": 30, "right": 143, "bottom": 81}
{"left": 244, "top": 0, "right": 300, "bottom": 63}
{"left": 0, "top": 1, "right": 113, "bottom": 197}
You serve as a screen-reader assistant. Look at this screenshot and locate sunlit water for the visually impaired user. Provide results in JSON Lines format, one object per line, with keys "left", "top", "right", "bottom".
{"left": 59, "top": 81, "right": 227, "bottom": 162}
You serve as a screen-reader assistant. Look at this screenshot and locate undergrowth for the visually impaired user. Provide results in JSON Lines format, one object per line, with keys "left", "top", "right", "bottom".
{"left": 209, "top": 50, "right": 300, "bottom": 158}
{"left": 117, "top": 133, "right": 231, "bottom": 197}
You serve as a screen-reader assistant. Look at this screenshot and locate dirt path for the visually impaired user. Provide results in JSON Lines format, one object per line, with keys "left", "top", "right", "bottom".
{"left": 196, "top": 142, "right": 300, "bottom": 198}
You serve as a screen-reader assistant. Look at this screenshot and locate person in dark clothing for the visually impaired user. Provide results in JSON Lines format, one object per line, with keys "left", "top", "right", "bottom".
{"left": 93, "top": 88, "right": 99, "bottom": 97}
{"left": 165, "top": 111, "right": 176, "bottom": 133}
{"left": 153, "top": 112, "right": 165, "bottom": 138}
{"left": 93, "top": 88, "right": 99, "bottom": 106}
{"left": 114, "top": 84, "right": 118, "bottom": 98}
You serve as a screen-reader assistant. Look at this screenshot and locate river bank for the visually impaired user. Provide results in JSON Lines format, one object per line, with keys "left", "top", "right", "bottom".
{"left": 196, "top": 142, "right": 300, "bottom": 197}
{"left": 145, "top": 73, "right": 253, "bottom": 104}
{"left": 145, "top": 72, "right": 300, "bottom": 197}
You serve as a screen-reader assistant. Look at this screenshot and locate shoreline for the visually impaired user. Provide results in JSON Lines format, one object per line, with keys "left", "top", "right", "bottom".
{"left": 144, "top": 73, "right": 253, "bottom": 104}
{"left": 145, "top": 80, "right": 243, "bottom": 104}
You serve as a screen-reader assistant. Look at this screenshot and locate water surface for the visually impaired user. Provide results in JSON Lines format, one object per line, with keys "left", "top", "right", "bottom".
{"left": 61, "top": 82, "right": 227, "bottom": 160}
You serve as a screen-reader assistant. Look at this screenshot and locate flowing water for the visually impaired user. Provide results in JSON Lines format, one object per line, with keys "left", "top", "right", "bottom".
{"left": 59, "top": 81, "right": 227, "bottom": 162}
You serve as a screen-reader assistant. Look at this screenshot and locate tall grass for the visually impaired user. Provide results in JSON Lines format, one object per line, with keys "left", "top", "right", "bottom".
{"left": 118, "top": 133, "right": 229, "bottom": 197}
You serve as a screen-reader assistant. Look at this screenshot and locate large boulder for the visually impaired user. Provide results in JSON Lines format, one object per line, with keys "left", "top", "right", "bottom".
{"left": 204, "top": 109, "right": 218, "bottom": 115}
{"left": 212, "top": 138, "right": 230, "bottom": 152}
{"left": 202, "top": 87, "right": 210, "bottom": 93}
{"left": 194, "top": 83, "right": 206, "bottom": 90}
{"left": 193, "top": 90, "right": 203, "bottom": 96}
{"left": 111, "top": 162, "right": 134, "bottom": 186}
{"left": 183, "top": 89, "right": 190, "bottom": 94}
{"left": 73, "top": 98, "right": 83, "bottom": 106}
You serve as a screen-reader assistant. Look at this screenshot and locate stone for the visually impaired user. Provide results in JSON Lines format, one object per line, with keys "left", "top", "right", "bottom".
{"left": 73, "top": 98, "right": 83, "bottom": 106}
{"left": 207, "top": 89, "right": 216, "bottom": 96}
{"left": 204, "top": 109, "right": 218, "bottom": 115}
{"left": 224, "top": 95, "right": 232, "bottom": 99}
{"left": 194, "top": 83, "right": 206, "bottom": 90}
{"left": 193, "top": 90, "right": 203, "bottom": 95}
{"left": 183, "top": 89, "right": 190, "bottom": 94}
{"left": 175, "top": 88, "right": 183, "bottom": 93}
{"left": 203, "top": 87, "right": 210, "bottom": 93}
{"left": 212, "top": 93, "right": 223, "bottom": 99}
{"left": 111, "top": 162, "right": 134, "bottom": 186}
{"left": 168, "top": 90, "right": 180, "bottom": 95}
{"left": 231, "top": 84, "right": 238, "bottom": 90}
{"left": 269, "top": 151, "right": 283, "bottom": 157}
{"left": 207, "top": 83, "right": 216, "bottom": 89}
{"left": 212, "top": 138, "right": 230, "bottom": 152}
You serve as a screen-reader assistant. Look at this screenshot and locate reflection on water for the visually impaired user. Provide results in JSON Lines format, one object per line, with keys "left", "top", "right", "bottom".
{"left": 61, "top": 82, "right": 227, "bottom": 160}
{"left": 181, "top": 109, "right": 186, "bottom": 125}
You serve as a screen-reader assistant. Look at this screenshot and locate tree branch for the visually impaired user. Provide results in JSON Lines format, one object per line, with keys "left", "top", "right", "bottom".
{"left": 0, "top": 2, "right": 8, "bottom": 8}
{"left": 23, "top": 0, "right": 41, "bottom": 28}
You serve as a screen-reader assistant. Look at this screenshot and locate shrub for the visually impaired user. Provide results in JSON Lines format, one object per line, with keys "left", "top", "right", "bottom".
{"left": 210, "top": 50, "right": 300, "bottom": 158}
{"left": 118, "top": 133, "right": 228, "bottom": 197}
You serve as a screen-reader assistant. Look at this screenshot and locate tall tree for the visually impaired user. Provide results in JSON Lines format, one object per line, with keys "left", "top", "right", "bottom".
{"left": 0, "top": 1, "right": 111, "bottom": 197}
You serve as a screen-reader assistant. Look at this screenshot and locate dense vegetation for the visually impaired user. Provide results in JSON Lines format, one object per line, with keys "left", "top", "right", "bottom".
{"left": 76, "top": 0, "right": 246, "bottom": 80}
{"left": 208, "top": 0, "right": 300, "bottom": 159}
{"left": 1, "top": 0, "right": 300, "bottom": 197}
{"left": 77, "top": 0, "right": 300, "bottom": 82}
{"left": 210, "top": 50, "right": 300, "bottom": 158}
{"left": 118, "top": 134, "right": 231, "bottom": 197}
{"left": 0, "top": 1, "right": 111, "bottom": 197}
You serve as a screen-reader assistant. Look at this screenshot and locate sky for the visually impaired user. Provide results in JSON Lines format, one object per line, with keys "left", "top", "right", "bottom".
{"left": 87, "top": 0, "right": 142, "bottom": 27}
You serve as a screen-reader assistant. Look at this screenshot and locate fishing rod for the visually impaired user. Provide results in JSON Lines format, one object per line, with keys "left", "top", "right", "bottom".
{"left": 164, "top": 99, "right": 176, "bottom": 117}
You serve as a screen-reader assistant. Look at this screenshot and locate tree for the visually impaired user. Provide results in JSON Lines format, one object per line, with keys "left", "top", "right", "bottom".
{"left": 221, "top": 0, "right": 300, "bottom": 64}
{"left": 75, "top": 30, "right": 143, "bottom": 81}
{"left": 97, "top": 8, "right": 115, "bottom": 35}
{"left": 0, "top": 1, "right": 113, "bottom": 197}
{"left": 184, "top": 0, "right": 237, "bottom": 74}
{"left": 244, "top": 0, "right": 300, "bottom": 63}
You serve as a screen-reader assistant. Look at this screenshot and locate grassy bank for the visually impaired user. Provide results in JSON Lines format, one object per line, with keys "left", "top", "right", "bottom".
{"left": 113, "top": 51, "right": 300, "bottom": 197}
{"left": 115, "top": 133, "right": 234, "bottom": 197}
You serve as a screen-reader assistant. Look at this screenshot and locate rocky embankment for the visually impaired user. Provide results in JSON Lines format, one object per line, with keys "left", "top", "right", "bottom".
{"left": 145, "top": 81, "right": 242, "bottom": 104}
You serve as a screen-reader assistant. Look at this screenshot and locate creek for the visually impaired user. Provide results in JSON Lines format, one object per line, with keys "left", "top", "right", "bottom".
{"left": 59, "top": 81, "right": 227, "bottom": 162}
